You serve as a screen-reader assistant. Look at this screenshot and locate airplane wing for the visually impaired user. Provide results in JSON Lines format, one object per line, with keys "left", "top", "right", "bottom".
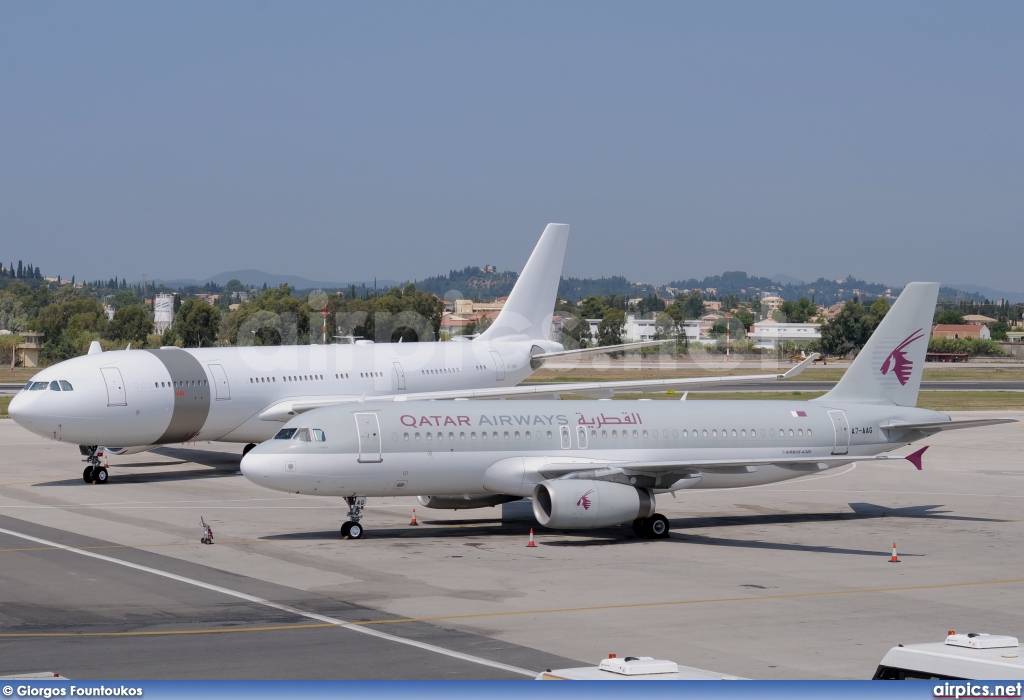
{"left": 536, "top": 446, "right": 930, "bottom": 483}
{"left": 257, "top": 354, "right": 820, "bottom": 421}
{"left": 879, "top": 418, "right": 1017, "bottom": 433}
{"left": 529, "top": 340, "right": 669, "bottom": 366}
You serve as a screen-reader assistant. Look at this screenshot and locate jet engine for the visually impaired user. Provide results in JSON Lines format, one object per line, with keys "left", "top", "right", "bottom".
{"left": 102, "top": 446, "right": 158, "bottom": 456}
{"left": 532, "top": 479, "right": 655, "bottom": 529}
{"left": 417, "top": 494, "right": 522, "bottom": 510}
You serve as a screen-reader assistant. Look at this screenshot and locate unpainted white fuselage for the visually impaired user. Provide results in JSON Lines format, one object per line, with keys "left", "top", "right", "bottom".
{"left": 9, "top": 340, "right": 551, "bottom": 447}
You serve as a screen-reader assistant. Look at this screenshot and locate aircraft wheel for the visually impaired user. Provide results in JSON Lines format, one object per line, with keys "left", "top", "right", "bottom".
{"left": 92, "top": 467, "right": 108, "bottom": 484}
{"left": 242, "top": 443, "right": 256, "bottom": 457}
{"left": 647, "top": 514, "right": 670, "bottom": 539}
{"left": 83, "top": 466, "right": 94, "bottom": 483}
{"left": 340, "top": 521, "right": 363, "bottom": 540}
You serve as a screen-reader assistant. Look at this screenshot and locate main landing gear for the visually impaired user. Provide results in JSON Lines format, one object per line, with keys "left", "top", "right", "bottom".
{"left": 632, "top": 513, "right": 670, "bottom": 539}
{"left": 340, "top": 496, "right": 366, "bottom": 539}
{"left": 79, "top": 446, "right": 108, "bottom": 485}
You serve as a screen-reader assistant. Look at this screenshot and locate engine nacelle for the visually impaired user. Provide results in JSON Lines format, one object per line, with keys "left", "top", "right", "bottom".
{"left": 417, "top": 494, "right": 522, "bottom": 510}
{"left": 532, "top": 480, "right": 655, "bottom": 529}
{"left": 102, "top": 445, "right": 158, "bottom": 456}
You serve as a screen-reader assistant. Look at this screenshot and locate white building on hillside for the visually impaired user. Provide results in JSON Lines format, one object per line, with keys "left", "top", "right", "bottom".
{"left": 747, "top": 320, "right": 821, "bottom": 350}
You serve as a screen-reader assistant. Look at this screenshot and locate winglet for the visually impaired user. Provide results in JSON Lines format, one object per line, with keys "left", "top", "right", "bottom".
{"left": 905, "top": 446, "right": 928, "bottom": 471}
{"left": 781, "top": 353, "right": 819, "bottom": 379}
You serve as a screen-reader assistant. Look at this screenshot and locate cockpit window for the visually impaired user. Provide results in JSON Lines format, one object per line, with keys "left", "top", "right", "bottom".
{"left": 295, "top": 428, "right": 311, "bottom": 442}
{"left": 50, "top": 381, "right": 62, "bottom": 391}
{"left": 60, "top": 381, "right": 74, "bottom": 391}
{"left": 312, "top": 429, "right": 326, "bottom": 442}
{"left": 274, "top": 428, "right": 297, "bottom": 439}
{"left": 23, "top": 382, "right": 31, "bottom": 391}
{"left": 30, "top": 382, "right": 49, "bottom": 391}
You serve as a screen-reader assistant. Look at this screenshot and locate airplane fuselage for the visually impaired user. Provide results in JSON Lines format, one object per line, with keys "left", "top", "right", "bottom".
{"left": 10, "top": 340, "right": 554, "bottom": 447}
{"left": 241, "top": 399, "right": 948, "bottom": 497}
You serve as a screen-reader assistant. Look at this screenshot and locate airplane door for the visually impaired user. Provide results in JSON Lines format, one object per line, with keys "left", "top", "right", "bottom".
{"left": 576, "top": 425, "right": 589, "bottom": 449}
{"left": 560, "top": 425, "right": 571, "bottom": 449}
{"left": 209, "top": 364, "right": 230, "bottom": 400}
{"left": 828, "top": 410, "right": 850, "bottom": 455}
{"left": 100, "top": 367, "right": 127, "bottom": 406}
{"left": 393, "top": 362, "right": 406, "bottom": 391}
{"left": 355, "top": 413, "right": 383, "bottom": 463}
{"left": 489, "top": 351, "right": 505, "bottom": 381}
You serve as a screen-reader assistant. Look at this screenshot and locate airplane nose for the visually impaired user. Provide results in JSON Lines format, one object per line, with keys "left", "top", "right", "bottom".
{"left": 240, "top": 449, "right": 274, "bottom": 481}
{"left": 8, "top": 392, "right": 30, "bottom": 426}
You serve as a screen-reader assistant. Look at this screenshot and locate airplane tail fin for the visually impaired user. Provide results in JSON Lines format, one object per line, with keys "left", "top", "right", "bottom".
{"left": 815, "top": 282, "right": 939, "bottom": 407}
{"left": 477, "top": 223, "right": 569, "bottom": 342}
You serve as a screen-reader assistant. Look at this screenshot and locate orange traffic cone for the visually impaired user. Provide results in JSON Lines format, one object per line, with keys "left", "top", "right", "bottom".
{"left": 409, "top": 509, "right": 419, "bottom": 526}
{"left": 888, "top": 543, "right": 900, "bottom": 563}
{"left": 526, "top": 528, "right": 537, "bottom": 547}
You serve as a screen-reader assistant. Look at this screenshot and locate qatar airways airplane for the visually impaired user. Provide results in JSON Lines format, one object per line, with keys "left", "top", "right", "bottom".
{"left": 240, "top": 282, "right": 1015, "bottom": 540}
{"left": 9, "top": 223, "right": 810, "bottom": 485}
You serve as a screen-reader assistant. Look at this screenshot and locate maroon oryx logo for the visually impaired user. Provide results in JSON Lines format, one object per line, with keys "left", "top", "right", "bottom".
{"left": 576, "top": 489, "right": 594, "bottom": 510}
{"left": 880, "top": 328, "right": 926, "bottom": 386}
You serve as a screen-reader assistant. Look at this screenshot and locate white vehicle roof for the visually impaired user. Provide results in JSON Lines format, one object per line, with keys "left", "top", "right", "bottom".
{"left": 536, "top": 655, "right": 745, "bottom": 680}
{"left": 877, "top": 633, "right": 1024, "bottom": 680}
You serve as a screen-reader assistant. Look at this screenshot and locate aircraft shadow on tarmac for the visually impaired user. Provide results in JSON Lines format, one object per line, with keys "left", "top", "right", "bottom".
{"left": 34, "top": 447, "right": 242, "bottom": 486}
{"left": 260, "top": 502, "right": 1002, "bottom": 554}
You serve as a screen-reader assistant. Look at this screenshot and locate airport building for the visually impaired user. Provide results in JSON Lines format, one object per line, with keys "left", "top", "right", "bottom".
{"left": 747, "top": 320, "right": 822, "bottom": 350}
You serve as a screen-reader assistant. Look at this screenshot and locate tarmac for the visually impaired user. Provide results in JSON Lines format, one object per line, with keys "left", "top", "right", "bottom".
{"left": 1, "top": 412, "right": 1023, "bottom": 680}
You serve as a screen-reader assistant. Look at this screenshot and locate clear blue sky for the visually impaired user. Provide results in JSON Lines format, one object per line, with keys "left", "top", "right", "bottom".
{"left": 2, "top": 2, "right": 1021, "bottom": 290}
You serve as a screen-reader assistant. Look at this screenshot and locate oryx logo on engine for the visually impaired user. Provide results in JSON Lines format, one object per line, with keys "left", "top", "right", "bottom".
{"left": 576, "top": 489, "right": 594, "bottom": 510}
{"left": 880, "top": 328, "right": 925, "bottom": 386}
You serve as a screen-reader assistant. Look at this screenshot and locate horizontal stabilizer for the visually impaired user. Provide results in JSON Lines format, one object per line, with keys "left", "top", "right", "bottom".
{"left": 879, "top": 418, "right": 1017, "bottom": 433}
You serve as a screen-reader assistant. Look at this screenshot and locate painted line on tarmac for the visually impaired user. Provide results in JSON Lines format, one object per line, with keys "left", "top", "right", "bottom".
{"left": 4, "top": 576, "right": 1024, "bottom": 640}
{"left": 0, "top": 526, "right": 536, "bottom": 678}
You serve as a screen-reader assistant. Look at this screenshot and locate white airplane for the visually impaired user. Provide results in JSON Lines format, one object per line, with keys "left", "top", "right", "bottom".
{"left": 240, "top": 282, "right": 1015, "bottom": 540}
{"left": 9, "top": 223, "right": 810, "bottom": 485}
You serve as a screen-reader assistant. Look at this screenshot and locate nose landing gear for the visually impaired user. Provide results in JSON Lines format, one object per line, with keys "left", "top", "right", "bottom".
{"left": 79, "top": 446, "right": 108, "bottom": 485}
{"left": 340, "top": 496, "right": 365, "bottom": 539}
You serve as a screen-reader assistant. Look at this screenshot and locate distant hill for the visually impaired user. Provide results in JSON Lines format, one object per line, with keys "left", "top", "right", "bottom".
{"left": 152, "top": 270, "right": 397, "bottom": 292}
{"left": 144, "top": 267, "right": 1018, "bottom": 306}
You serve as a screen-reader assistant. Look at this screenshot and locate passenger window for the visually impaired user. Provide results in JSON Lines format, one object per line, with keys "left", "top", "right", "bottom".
{"left": 404, "top": 433, "right": 410, "bottom": 441}
{"left": 492, "top": 431, "right": 498, "bottom": 440}
{"left": 49, "top": 381, "right": 61, "bottom": 391}
{"left": 415, "top": 432, "right": 421, "bottom": 440}
{"left": 448, "top": 432, "right": 454, "bottom": 441}
{"left": 460, "top": 432, "right": 466, "bottom": 440}
{"left": 312, "top": 429, "right": 326, "bottom": 442}
{"left": 601, "top": 430, "right": 607, "bottom": 438}
{"left": 770, "top": 429, "right": 776, "bottom": 437}
{"left": 788, "top": 429, "right": 794, "bottom": 437}
{"left": 503, "top": 431, "right": 510, "bottom": 440}
{"left": 682, "top": 430, "right": 687, "bottom": 438}
{"left": 632, "top": 430, "right": 638, "bottom": 438}
{"left": 807, "top": 429, "right": 812, "bottom": 437}
{"left": 295, "top": 428, "right": 311, "bottom": 442}
{"left": 612, "top": 430, "right": 618, "bottom": 438}
{"left": 732, "top": 429, "right": 737, "bottom": 437}
{"left": 274, "top": 428, "right": 297, "bottom": 439}
{"left": 642, "top": 430, "right": 648, "bottom": 438}
{"left": 481, "top": 432, "right": 487, "bottom": 440}
{"left": 60, "top": 381, "right": 73, "bottom": 391}
{"left": 798, "top": 429, "right": 803, "bottom": 437}
{"left": 712, "top": 430, "right": 717, "bottom": 437}
{"left": 526, "top": 431, "right": 532, "bottom": 439}
{"left": 546, "top": 431, "right": 552, "bottom": 439}
{"left": 514, "top": 431, "right": 520, "bottom": 439}
{"left": 471, "top": 432, "right": 477, "bottom": 439}
{"left": 702, "top": 430, "right": 708, "bottom": 437}
{"left": 741, "top": 429, "right": 746, "bottom": 437}
{"left": 426, "top": 432, "right": 432, "bottom": 441}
